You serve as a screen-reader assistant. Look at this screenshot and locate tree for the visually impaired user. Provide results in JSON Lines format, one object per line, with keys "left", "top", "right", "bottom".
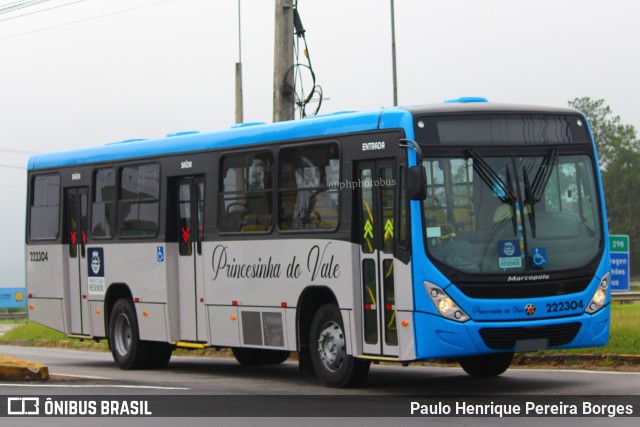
{"left": 568, "top": 97, "right": 638, "bottom": 170}
{"left": 568, "top": 97, "right": 640, "bottom": 277}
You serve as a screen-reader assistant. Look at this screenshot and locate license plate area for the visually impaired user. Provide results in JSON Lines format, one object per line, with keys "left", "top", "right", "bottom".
{"left": 514, "top": 338, "right": 549, "bottom": 352}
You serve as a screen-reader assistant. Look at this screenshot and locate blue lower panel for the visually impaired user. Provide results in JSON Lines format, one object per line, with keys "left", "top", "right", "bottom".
{"left": 414, "top": 305, "right": 610, "bottom": 360}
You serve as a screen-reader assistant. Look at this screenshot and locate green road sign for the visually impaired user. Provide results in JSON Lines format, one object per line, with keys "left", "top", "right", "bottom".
{"left": 609, "top": 235, "right": 629, "bottom": 253}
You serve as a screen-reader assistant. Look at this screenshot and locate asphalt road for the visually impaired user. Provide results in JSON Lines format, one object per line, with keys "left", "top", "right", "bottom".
{"left": 1, "top": 345, "right": 639, "bottom": 426}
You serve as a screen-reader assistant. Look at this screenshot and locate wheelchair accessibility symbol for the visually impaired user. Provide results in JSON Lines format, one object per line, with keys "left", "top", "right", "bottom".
{"left": 531, "top": 247, "right": 548, "bottom": 267}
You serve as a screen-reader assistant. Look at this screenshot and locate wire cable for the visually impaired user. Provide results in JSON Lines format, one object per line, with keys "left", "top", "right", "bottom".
{"left": 0, "top": 163, "right": 27, "bottom": 170}
{"left": 0, "top": 0, "right": 177, "bottom": 41}
{"left": 0, "top": 148, "right": 39, "bottom": 154}
{"left": 0, "top": 0, "right": 88, "bottom": 23}
{"left": 0, "top": 0, "right": 54, "bottom": 15}
{"left": 283, "top": 0, "right": 323, "bottom": 120}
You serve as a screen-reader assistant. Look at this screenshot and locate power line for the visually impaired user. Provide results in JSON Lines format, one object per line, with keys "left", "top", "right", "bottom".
{"left": 286, "top": 0, "right": 323, "bottom": 119}
{"left": 0, "top": 148, "right": 39, "bottom": 154}
{"left": 0, "top": 0, "right": 177, "bottom": 41}
{"left": 0, "top": 163, "right": 27, "bottom": 170}
{"left": 0, "top": 0, "right": 54, "bottom": 15}
{"left": 0, "top": 0, "right": 88, "bottom": 23}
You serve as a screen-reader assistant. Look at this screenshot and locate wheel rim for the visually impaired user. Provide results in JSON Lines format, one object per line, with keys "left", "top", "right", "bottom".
{"left": 114, "top": 313, "right": 132, "bottom": 357}
{"left": 316, "top": 320, "right": 345, "bottom": 372}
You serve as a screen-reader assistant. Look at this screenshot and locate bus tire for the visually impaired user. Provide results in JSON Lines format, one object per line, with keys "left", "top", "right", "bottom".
{"left": 148, "top": 342, "right": 173, "bottom": 369}
{"left": 459, "top": 352, "right": 514, "bottom": 377}
{"left": 108, "top": 298, "right": 150, "bottom": 370}
{"left": 309, "top": 303, "right": 370, "bottom": 388}
{"left": 232, "top": 348, "right": 290, "bottom": 365}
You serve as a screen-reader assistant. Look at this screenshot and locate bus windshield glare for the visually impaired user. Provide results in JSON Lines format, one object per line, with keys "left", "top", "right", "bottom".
{"left": 422, "top": 153, "right": 602, "bottom": 274}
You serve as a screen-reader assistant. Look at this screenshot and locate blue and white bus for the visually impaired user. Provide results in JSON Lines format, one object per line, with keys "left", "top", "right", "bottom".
{"left": 26, "top": 98, "right": 610, "bottom": 387}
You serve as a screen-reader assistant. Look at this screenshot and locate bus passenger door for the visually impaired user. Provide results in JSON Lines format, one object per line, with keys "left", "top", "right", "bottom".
{"left": 356, "top": 160, "right": 399, "bottom": 357}
{"left": 176, "top": 177, "right": 207, "bottom": 342}
{"left": 64, "top": 187, "right": 90, "bottom": 335}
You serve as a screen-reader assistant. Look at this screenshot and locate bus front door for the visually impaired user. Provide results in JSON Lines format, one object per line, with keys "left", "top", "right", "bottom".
{"left": 64, "top": 187, "right": 90, "bottom": 336}
{"left": 356, "top": 160, "right": 399, "bottom": 357}
{"left": 176, "top": 177, "right": 207, "bottom": 342}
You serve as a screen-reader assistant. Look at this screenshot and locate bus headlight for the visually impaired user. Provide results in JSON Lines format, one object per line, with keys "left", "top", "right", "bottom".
{"left": 585, "top": 273, "right": 609, "bottom": 314}
{"left": 425, "top": 282, "right": 470, "bottom": 322}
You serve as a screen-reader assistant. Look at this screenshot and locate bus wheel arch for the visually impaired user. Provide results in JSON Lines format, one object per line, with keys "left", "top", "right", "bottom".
{"left": 296, "top": 286, "right": 339, "bottom": 373}
{"left": 308, "top": 303, "right": 370, "bottom": 387}
{"left": 104, "top": 283, "right": 133, "bottom": 340}
{"left": 108, "top": 297, "right": 149, "bottom": 370}
{"left": 104, "top": 283, "right": 173, "bottom": 370}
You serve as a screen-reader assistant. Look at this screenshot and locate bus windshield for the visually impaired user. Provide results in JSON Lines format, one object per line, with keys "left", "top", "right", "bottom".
{"left": 422, "top": 153, "right": 602, "bottom": 274}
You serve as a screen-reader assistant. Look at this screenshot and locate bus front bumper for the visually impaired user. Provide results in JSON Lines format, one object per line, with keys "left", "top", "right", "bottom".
{"left": 412, "top": 304, "right": 610, "bottom": 360}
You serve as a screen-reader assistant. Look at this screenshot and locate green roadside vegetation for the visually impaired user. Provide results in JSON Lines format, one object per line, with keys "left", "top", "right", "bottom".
{"left": 541, "top": 303, "right": 639, "bottom": 355}
{"left": 1, "top": 303, "right": 639, "bottom": 357}
{"left": 0, "top": 321, "right": 109, "bottom": 351}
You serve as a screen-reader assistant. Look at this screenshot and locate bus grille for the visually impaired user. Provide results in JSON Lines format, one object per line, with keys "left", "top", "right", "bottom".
{"left": 479, "top": 322, "right": 581, "bottom": 350}
{"left": 456, "top": 277, "right": 591, "bottom": 299}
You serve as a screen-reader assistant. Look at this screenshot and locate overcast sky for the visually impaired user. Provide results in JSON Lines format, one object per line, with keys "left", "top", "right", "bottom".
{"left": 1, "top": 0, "right": 639, "bottom": 287}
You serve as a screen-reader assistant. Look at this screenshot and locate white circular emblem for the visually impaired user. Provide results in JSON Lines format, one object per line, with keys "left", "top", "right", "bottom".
{"left": 503, "top": 242, "right": 515, "bottom": 257}
{"left": 91, "top": 251, "right": 101, "bottom": 275}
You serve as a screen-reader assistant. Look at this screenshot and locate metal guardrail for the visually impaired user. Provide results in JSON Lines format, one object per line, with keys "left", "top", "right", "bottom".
{"left": 0, "top": 312, "right": 27, "bottom": 320}
{"left": 611, "top": 291, "right": 640, "bottom": 303}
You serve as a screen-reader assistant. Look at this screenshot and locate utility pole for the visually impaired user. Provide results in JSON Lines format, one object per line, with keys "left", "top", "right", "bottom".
{"left": 235, "top": 0, "right": 244, "bottom": 124}
{"left": 390, "top": 0, "right": 398, "bottom": 106}
{"left": 273, "top": 0, "right": 295, "bottom": 122}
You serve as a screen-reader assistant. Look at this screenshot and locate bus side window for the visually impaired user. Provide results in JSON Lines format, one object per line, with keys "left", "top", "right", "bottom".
{"left": 218, "top": 151, "right": 274, "bottom": 233}
{"left": 117, "top": 164, "right": 160, "bottom": 238}
{"left": 277, "top": 142, "right": 339, "bottom": 231}
{"left": 92, "top": 168, "right": 116, "bottom": 238}
{"left": 30, "top": 174, "right": 60, "bottom": 240}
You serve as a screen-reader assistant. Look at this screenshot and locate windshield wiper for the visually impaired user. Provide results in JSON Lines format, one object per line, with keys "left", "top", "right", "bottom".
{"left": 523, "top": 149, "right": 559, "bottom": 238}
{"left": 531, "top": 149, "right": 559, "bottom": 202}
{"left": 467, "top": 150, "right": 517, "bottom": 203}
{"left": 522, "top": 166, "right": 536, "bottom": 237}
{"left": 467, "top": 149, "right": 518, "bottom": 235}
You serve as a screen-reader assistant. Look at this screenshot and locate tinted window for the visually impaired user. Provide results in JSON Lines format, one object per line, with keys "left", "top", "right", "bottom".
{"left": 278, "top": 143, "right": 339, "bottom": 231}
{"left": 117, "top": 164, "right": 160, "bottom": 238}
{"left": 91, "top": 168, "right": 116, "bottom": 238}
{"left": 218, "top": 151, "right": 273, "bottom": 233}
{"left": 30, "top": 174, "right": 60, "bottom": 240}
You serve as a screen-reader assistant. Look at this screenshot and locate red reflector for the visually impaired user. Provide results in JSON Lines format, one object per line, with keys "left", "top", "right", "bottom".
{"left": 134, "top": 297, "right": 140, "bottom": 303}
{"left": 28, "top": 293, "right": 33, "bottom": 298}
{"left": 385, "top": 304, "right": 393, "bottom": 311}
{"left": 232, "top": 300, "right": 238, "bottom": 306}
{"left": 82, "top": 295, "right": 87, "bottom": 300}
{"left": 281, "top": 302, "right": 287, "bottom": 308}
{"left": 364, "top": 304, "right": 371, "bottom": 311}
{"left": 200, "top": 298, "right": 204, "bottom": 303}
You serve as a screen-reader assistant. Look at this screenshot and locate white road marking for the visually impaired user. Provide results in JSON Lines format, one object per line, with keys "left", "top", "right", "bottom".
{"left": 513, "top": 368, "right": 640, "bottom": 375}
{"left": 0, "top": 383, "right": 189, "bottom": 390}
{"left": 51, "top": 373, "right": 112, "bottom": 380}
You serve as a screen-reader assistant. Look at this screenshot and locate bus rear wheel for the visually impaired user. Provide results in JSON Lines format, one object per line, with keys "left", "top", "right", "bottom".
{"left": 309, "top": 303, "right": 370, "bottom": 388}
{"left": 148, "top": 342, "right": 173, "bottom": 369}
{"left": 232, "top": 348, "right": 291, "bottom": 365}
{"left": 109, "top": 298, "right": 149, "bottom": 370}
{"left": 459, "top": 352, "right": 514, "bottom": 377}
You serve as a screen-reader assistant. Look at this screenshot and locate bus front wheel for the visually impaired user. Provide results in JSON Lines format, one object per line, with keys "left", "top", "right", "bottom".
{"left": 309, "top": 303, "right": 370, "bottom": 388}
{"left": 109, "top": 298, "right": 149, "bottom": 370}
{"left": 458, "top": 352, "right": 514, "bottom": 377}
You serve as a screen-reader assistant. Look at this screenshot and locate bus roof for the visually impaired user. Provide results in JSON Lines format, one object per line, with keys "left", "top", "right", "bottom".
{"left": 27, "top": 102, "right": 580, "bottom": 170}
{"left": 28, "top": 108, "right": 411, "bottom": 170}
